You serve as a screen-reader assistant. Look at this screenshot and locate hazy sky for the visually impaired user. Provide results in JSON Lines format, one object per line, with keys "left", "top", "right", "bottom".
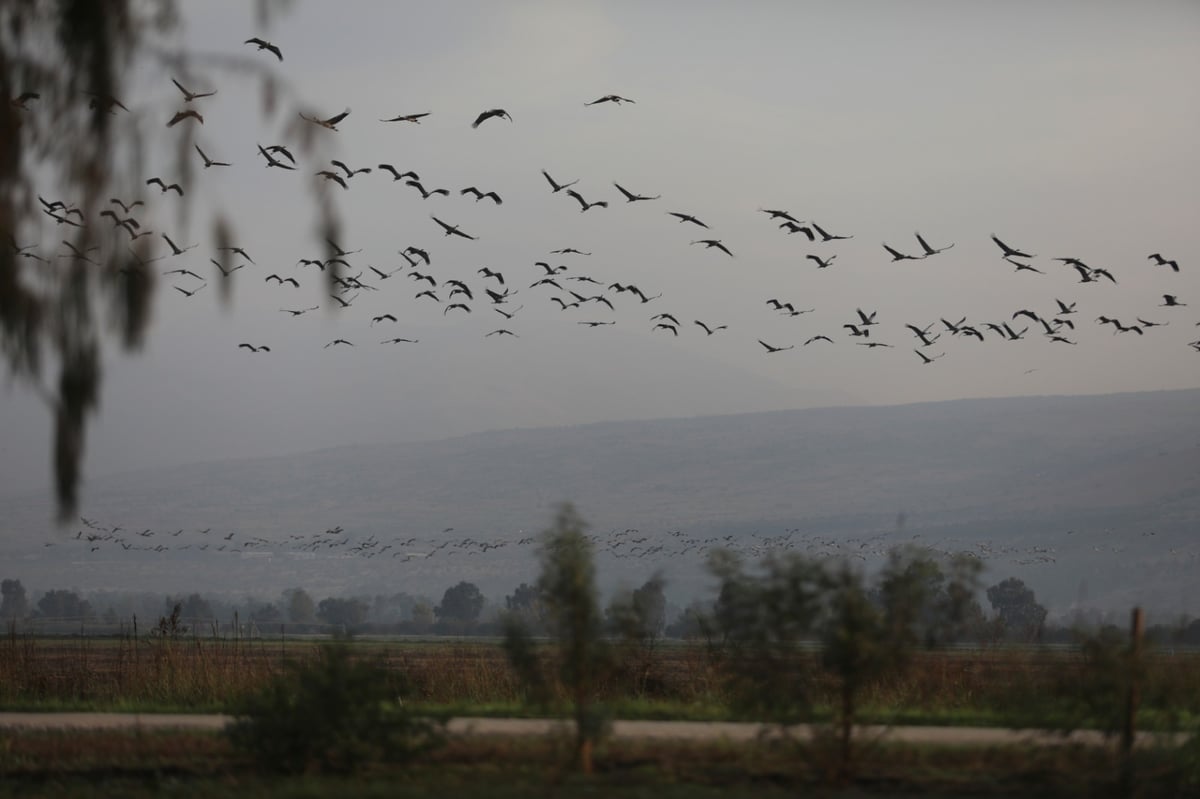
{"left": 2, "top": 0, "right": 1198, "bottom": 500}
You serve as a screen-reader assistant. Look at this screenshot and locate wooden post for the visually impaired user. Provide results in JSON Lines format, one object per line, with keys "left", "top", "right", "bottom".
{"left": 1120, "top": 606, "right": 1144, "bottom": 796}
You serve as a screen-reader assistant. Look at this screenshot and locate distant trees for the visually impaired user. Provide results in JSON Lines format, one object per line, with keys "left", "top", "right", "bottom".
{"left": 410, "top": 601, "right": 435, "bottom": 627}
{"left": 284, "top": 588, "right": 316, "bottom": 624}
{"left": 986, "top": 577, "right": 1048, "bottom": 642}
{"left": 436, "top": 581, "right": 485, "bottom": 625}
{"left": 249, "top": 603, "right": 283, "bottom": 625}
{"left": 35, "top": 589, "right": 93, "bottom": 620}
{"left": 166, "top": 593, "right": 214, "bottom": 625}
{"left": 606, "top": 573, "right": 668, "bottom": 696}
{"left": 316, "top": 597, "right": 370, "bottom": 629}
{"left": 1, "top": 579, "right": 28, "bottom": 620}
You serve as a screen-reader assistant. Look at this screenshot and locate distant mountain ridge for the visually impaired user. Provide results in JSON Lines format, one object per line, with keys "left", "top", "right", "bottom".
{"left": 4, "top": 388, "right": 1199, "bottom": 613}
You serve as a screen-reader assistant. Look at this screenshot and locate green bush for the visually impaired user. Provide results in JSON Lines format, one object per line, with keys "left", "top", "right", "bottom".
{"left": 226, "top": 642, "right": 441, "bottom": 774}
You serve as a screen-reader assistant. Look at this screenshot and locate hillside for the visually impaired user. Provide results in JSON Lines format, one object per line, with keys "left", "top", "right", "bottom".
{"left": 3, "top": 389, "right": 1199, "bottom": 614}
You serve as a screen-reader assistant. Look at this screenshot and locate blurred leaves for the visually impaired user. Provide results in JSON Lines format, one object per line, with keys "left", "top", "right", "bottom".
{"left": 0, "top": 0, "right": 332, "bottom": 520}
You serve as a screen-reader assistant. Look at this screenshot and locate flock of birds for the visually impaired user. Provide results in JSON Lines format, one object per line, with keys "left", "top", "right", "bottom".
{"left": 62, "top": 515, "right": 1112, "bottom": 570}
{"left": 8, "top": 34, "right": 1195, "bottom": 372}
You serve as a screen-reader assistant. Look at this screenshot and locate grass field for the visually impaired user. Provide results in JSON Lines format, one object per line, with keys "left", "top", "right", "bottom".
{"left": 3, "top": 632, "right": 1198, "bottom": 794}
{"left": 3, "top": 632, "right": 1198, "bottom": 731}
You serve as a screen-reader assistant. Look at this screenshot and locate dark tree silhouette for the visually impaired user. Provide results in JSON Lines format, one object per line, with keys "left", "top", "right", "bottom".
{"left": 283, "top": 587, "right": 316, "bottom": 624}
{"left": 436, "top": 581, "right": 485, "bottom": 624}
{"left": 1, "top": 578, "right": 29, "bottom": 619}
{"left": 35, "top": 588, "right": 93, "bottom": 620}
{"left": 316, "top": 597, "right": 370, "bottom": 628}
{"left": 986, "top": 577, "right": 1048, "bottom": 642}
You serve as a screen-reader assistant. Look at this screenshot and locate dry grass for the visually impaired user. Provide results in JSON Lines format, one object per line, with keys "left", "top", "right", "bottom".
{"left": 2, "top": 630, "right": 1198, "bottom": 731}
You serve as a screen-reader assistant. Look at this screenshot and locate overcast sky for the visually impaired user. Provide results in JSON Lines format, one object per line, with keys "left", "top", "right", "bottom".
{"left": 2, "top": 0, "right": 1197, "bottom": 500}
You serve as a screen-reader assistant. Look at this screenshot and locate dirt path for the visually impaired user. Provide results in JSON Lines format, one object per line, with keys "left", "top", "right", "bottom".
{"left": 0, "top": 713, "right": 1184, "bottom": 748}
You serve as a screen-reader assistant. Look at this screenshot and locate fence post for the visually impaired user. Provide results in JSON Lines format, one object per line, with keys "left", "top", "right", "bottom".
{"left": 1120, "top": 606, "right": 1144, "bottom": 796}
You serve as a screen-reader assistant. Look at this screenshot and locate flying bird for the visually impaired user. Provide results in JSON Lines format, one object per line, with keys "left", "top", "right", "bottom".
{"left": 759, "top": 208, "right": 801, "bottom": 224}
{"left": 472, "top": 108, "right": 511, "bottom": 127}
{"left": 915, "top": 232, "right": 953, "bottom": 256}
{"left": 758, "top": 340, "right": 794, "bottom": 353}
{"left": 173, "top": 283, "right": 206, "bottom": 297}
{"left": 217, "top": 246, "right": 254, "bottom": 263}
{"left": 991, "top": 234, "right": 1034, "bottom": 259}
{"left": 146, "top": 177, "right": 183, "bottom": 195}
{"left": 406, "top": 179, "right": 450, "bottom": 199}
{"left": 613, "top": 182, "right": 660, "bottom": 202}
{"left": 109, "top": 198, "right": 144, "bottom": 214}
{"left": 166, "top": 109, "right": 203, "bottom": 127}
{"left": 299, "top": 108, "right": 351, "bottom": 130}
{"left": 668, "top": 212, "right": 708, "bottom": 228}
{"left": 883, "top": 243, "right": 922, "bottom": 262}
{"left": 210, "top": 259, "right": 243, "bottom": 276}
{"left": 585, "top": 94, "right": 635, "bottom": 105}
{"left": 806, "top": 254, "right": 836, "bottom": 269}
{"left": 324, "top": 339, "right": 354, "bottom": 348}
{"left": 238, "top": 343, "right": 270, "bottom": 353}
{"left": 244, "top": 37, "right": 283, "bottom": 61}
{"left": 331, "top": 159, "right": 371, "bottom": 178}
{"left": 377, "top": 164, "right": 419, "bottom": 182}
{"left": 171, "top": 78, "right": 216, "bottom": 102}
{"left": 87, "top": 93, "right": 129, "bottom": 113}
{"left": 380, "top": 112, "right": 430, "bottom": 123}
{"left": 194, "top": 145, "right": 230, "bottom": 168}
{"left": 256, "top": 144, "right": 296, "bottom": 170}
{"left": 780, "top": 221, "right": 814, "bottom": 240}
{"left": 855, "top": 308, "right": 879, "bottom": 326}
{"left": 541, "top": 170, "right": 578, "bottom": 193}
{"left": 694, "top": 320, "right": 727, "bottom": 335}
{"left": 461, "top": 186, "right": 502, "bottom": 204}
{"left": 431, "top": 215, "right": 477, "bottom": 240}
{"left": 691, "top": 239, "right": 733, "bottom": 256}
{"left": 566, "top": 189, "right": 607, "bottom": 212}
{"left": 1005, "top": 256, "right": 1044, "bottom": 274}
{"left": 315, "top": 170, "right": 348, "bottom": 189}
{"left": 1148, "top": 253, "right": 1180, "bottom": 272}
{"left": 1161, "top": 294, "right": 1187, "bottom": 307}
{"left": 161, "top": 233, "right": 197, "bottom": 255}
{"left": 404, "top": 246, "right": 431, "bottom": 265}
{"left": 812, "top": 223, "right": 853, "bottom": 241}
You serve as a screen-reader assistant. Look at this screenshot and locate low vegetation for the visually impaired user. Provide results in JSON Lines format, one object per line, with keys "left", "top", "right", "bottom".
{"left": 2, "top": 505, "right": 1199, "bottom": 793}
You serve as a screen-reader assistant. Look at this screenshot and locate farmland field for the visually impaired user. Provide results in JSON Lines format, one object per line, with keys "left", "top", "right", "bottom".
{"left": 3, "top": 633, "right": 1198, "bottom": 730}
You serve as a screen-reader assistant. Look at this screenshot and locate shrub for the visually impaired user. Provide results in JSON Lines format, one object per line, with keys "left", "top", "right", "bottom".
{"left": 227, "top": 642, "right": 441, "bottom": 774}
